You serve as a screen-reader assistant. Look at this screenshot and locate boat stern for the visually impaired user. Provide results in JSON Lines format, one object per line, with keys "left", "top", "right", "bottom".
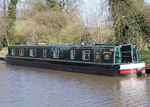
{"left": 119, "top": 62, "right": 146, "bottom": 76}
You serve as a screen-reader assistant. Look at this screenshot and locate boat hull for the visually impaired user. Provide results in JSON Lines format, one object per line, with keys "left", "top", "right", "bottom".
{"left": 5, "top": 58, "right": 139, "bottom": 77}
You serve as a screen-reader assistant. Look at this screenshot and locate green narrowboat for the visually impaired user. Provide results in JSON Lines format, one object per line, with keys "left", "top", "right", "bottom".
{"left": 5, "top": 42, "right": 146, "bottom": 76}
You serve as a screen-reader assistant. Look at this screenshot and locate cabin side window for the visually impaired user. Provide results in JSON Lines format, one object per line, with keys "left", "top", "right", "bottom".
{"left": 43, "top": 49, "right": 47, "bottom": 58}
{"left": 70, "top": 50, "right": 75, "bottom": 59}
{"left": 96, "top": 52, "right": 99, "bottom": 60}
{"left": 53, "top": 50, "right": 59, "bottom": 58}
{"left": 19, "top": 49, "right": 24, "bottom": 56}
{"left": 82, "top": 50, "right": 90, "bottom": 60}
{"left": 29, "top": 49, "right": 36, "bottom": 57}
{"left": 11, "top": 48, "right": 15, "bottom": 55}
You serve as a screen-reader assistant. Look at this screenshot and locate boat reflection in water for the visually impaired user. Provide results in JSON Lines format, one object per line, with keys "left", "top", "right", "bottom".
{"left": 119, "top": 77, "right": 148, "bottom": 106}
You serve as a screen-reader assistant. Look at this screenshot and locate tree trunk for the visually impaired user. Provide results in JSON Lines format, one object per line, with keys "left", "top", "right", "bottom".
{"left": 5, "top": 32, "right": 10, "bottom": 46}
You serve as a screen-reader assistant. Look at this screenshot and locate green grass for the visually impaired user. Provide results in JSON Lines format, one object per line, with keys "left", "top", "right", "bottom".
{"left": 0, "top": 47, "right": 8, "bottom": 55}
{"left": 3, "top": 47, "right": 8, "bottom": 50}
{"left": 142, "top": 51, "right": 150, "bottom": 64}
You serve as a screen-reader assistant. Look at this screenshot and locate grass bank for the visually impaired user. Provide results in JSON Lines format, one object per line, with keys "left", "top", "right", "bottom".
{"left": 142, "top": 51, "right": 150, "bottom": 64}
{"left": 0, "top": 47, "right": 8, "bottom": 55}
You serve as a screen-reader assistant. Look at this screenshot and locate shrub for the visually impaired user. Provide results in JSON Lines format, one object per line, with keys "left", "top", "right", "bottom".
{"left": 0, "top": 43, "right": 3, "bottom": 51}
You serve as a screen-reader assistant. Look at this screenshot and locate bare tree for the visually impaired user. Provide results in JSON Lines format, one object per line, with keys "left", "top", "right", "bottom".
{"left": 82, "top": 0, "right": 115, "bottom": 44}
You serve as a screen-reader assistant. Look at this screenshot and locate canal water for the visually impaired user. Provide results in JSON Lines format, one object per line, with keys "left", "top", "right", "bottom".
{"left": 0, "top": 61, "right": 150, "bottom": 107}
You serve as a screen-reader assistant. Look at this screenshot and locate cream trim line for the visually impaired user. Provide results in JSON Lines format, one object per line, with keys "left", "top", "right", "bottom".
{"left": 120, "top": 62, "right": 145, "bottom": 70}
{"left": 6, "top": 56, "right": 114, "bottom": 65}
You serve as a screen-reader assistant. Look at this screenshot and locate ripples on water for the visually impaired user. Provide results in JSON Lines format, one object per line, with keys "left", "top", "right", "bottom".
{"left": 0, "top": 61, "right": 150, "bottom": 107}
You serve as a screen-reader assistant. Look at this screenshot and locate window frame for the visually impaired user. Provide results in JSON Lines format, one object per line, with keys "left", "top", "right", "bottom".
{"left": 11, "top": 48, "right": 15, "bottom": 56}
{"left": 53, "top": 50, "right": 59, "bottom": 58}
{"left": 43, "top": 49, "right": 47, "bottom": 58}
{"left": 82, "top": 50, "right": 90, "bottom": 60}
{"left": 70, "top": 50, "right": 75, "bottom": 59}
{"left": 29, "top": 49, "right": 36, "bottom": 57}
{"left": 19, "top": 49, "right": 24, "bottom": 56}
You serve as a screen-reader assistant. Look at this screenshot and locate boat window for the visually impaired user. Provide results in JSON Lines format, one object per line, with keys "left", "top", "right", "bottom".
{"left": 70, "top": 50, "right": 75, "bottom": 59}
{"left": 82, "top": 50, "right": 90, "bottom": 60}
{"left": 43, "top": 49, "right": 47, "bottom": 58}
{"left": 29, "top": 49, "right": 36, "bottom": 57}
{"left": 53, "top": 50, "right": 59, "bottom": 58}
{"left": 11, "top": 48, "right": 15, "bottom": 55}
{"left": 19, "top": 49, "right": 24, "bottom": 56}
{"left": 96, "top": 52, "right": 99, "bottom": 60}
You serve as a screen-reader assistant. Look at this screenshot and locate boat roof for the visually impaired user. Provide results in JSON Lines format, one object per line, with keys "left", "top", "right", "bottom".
{"left": 9, "top": 43, "right": 135, "bottom": 48}
{"left": 10, "top": 43, "right": 116, "bottom": 47}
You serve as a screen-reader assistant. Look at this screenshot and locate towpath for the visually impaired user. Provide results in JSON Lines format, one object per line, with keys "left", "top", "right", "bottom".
{"left": 0, "top": 54, "right": 5, "bottom": 61}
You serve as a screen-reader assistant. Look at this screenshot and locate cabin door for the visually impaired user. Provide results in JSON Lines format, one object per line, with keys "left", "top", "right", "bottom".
{"left": 95, "top": 49, "right": 100, "bottom": 62}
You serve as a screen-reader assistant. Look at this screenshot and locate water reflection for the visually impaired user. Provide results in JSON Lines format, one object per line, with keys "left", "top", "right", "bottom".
{"left": 119, "top": 77, "right": 148, "bottom": 106}
{"left": 0, "top": 61, "right": 150, "bottom": 107}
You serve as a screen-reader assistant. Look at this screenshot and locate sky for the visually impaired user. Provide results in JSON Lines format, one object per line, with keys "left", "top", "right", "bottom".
{"left": 0, "top": 0, "right": 150, "bottom": 20}
{"left": 145, "top": 0, "right": 150, "bottom": 3}
{"left": 83, "top": 0, "right": 150, "bottom": 5}
{"left": 82, "top": 0, "right": 150, "bottom": 12}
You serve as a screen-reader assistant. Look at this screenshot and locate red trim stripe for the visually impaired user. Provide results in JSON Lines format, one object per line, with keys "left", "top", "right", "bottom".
{"left": 120, "top": 68, "right": 145, "bottom": 74}
{"left": 120, "top": 69, "right": 137, "bottom": 74}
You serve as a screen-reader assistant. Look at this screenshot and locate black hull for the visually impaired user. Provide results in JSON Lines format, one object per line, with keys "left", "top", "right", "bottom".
{"left": 5, "top": 58, "right": 137, "bottom": 77}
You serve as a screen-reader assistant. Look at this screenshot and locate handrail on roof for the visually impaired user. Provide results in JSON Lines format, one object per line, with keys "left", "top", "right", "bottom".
{"left": 93, "top": 42, "right": 115, "bottom": 45}
{"left": 119, "top": 44, "right": 134, "bottom": 46}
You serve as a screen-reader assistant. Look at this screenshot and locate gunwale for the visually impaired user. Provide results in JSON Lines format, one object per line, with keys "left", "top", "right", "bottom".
{"left": 6, "top": 56, "right": 115, "bottom": 65}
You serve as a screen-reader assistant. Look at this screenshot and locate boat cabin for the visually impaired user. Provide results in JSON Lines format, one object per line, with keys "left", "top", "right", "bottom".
{"left": 7, "top": 43, "right": 143, "bottom": 65}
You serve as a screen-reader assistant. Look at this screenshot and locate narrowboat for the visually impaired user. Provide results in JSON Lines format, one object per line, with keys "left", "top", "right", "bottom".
{"left": 5, "top": 42, "right": 146, "bottom": 76}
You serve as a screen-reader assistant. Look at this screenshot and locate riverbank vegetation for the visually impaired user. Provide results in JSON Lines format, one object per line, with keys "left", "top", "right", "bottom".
{"left": 109, "top": 0, "right": 150, "bottom": 50}
{"left": 0, "top": 0, "right": 150, "bottom": 49}
{"left": 0, "top": 42, "right": 3, "bottom": 51}
{"left": 0, "top": 0, "right": 115, "bottom": 46}
{"left": 0, "top": 47, "right": 8, "bottom": 55}
{"left": 143, "top": 51, "right": 150, "bottom": 64}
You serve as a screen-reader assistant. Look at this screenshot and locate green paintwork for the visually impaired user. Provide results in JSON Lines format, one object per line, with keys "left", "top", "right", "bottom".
{"left": 8, "top": 43, "right": 144, "bottom": 64}
{"left": 101, "top": 48, "right": 114, "bottom": 63}
{"left": 132, "top": 45, "right": 137, "bottom": 62}
{"left": 137, "top": 50, "right": 142, "bottom": 62}
{"left": 115, "top": 46, "right": 120, "bottom": 64}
